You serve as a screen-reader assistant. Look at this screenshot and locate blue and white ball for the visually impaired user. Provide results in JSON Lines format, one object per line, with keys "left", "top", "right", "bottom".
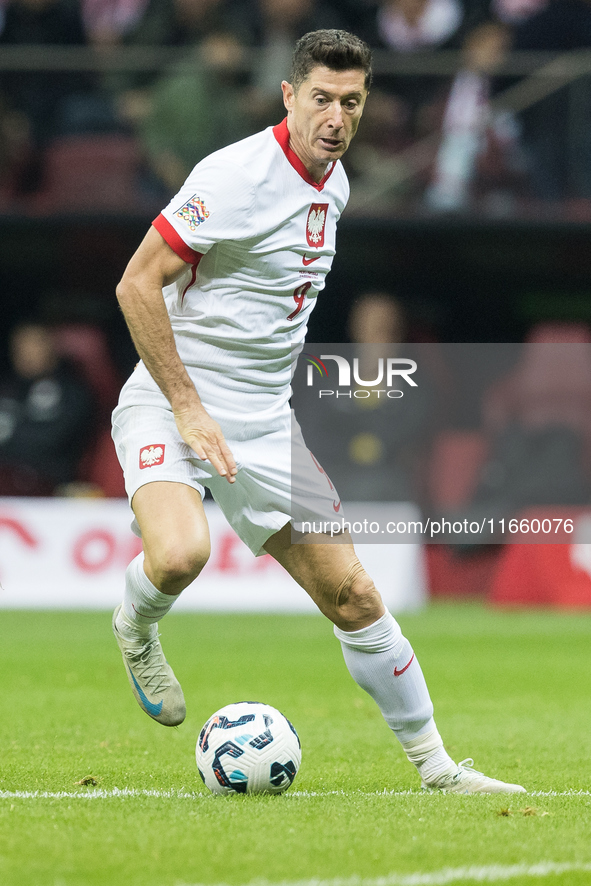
{"left": 196, "top": 701, "right": 301, "bottom": 795}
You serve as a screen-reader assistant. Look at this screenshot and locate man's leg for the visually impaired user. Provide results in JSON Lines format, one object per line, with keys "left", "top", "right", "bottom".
{"left": 113, "top": 481, "right": 210, "bottom": 726}
{"left": 264, "top": 524, "right": 525, "bottom": 794}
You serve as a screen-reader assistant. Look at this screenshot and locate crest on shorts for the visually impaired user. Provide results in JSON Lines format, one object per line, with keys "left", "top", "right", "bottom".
{"left": 175, "top": 195, "right": 210, "bottom": 231}
{"left": 306, "top": 203, "right": 328, "bottom": 248}
{"left": 139, "top": 444, "right": 165, "bottom": 469}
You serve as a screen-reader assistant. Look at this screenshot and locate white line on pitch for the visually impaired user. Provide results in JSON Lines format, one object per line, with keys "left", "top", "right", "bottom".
{"left": 180, "top": 861, "right": 591, "bottom": 886}
{"left": 0, "top": 788, "right": 589, "bottom": 800}
{"left": 0, "top": 788, "right": 199, "bottom": 800}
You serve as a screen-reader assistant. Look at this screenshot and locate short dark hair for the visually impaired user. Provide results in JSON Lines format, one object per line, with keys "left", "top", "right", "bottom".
{"left": 290, "top": 30, "right": 372, "bottom": 94}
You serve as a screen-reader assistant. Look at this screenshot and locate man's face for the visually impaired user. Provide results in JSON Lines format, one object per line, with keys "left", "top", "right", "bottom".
{"left": 281, "top": 65, "right": 368, "bottom": 181}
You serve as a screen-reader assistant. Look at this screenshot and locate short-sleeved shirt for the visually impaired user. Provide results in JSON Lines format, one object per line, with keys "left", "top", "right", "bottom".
{"left": 118, "top": 118, "right": 349, "bottom": 429}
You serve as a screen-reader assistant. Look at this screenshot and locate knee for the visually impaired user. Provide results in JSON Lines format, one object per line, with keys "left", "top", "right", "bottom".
{"left": 331, "top": 561, "right": 385, "bottom": 631}
{"left": 145, "top": 538, "right": 210, "bottom": 593}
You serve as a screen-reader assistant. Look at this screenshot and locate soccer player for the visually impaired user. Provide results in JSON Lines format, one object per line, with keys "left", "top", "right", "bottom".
{"left": 111, "top": 29, "right": 525, "bottom": 794}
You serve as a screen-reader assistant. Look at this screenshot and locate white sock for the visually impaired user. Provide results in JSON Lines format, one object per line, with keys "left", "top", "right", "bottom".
{"left": 120, "top": 553, "right": 178, "bottom": 636}
{"left": 402, "top": 727, "right": 457, "bottom": 785}
{"left": 334, "top": 611, "right": 456, "bottom": 782}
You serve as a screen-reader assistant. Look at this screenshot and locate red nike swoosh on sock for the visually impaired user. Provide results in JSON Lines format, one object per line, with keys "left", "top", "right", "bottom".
{"left": 393, "top": 653, "right": 415, "bottom": 676}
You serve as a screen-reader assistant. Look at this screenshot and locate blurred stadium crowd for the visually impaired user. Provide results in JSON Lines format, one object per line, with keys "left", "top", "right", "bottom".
{"left": 1, "top": 0, "right": 591, "bottom": 216}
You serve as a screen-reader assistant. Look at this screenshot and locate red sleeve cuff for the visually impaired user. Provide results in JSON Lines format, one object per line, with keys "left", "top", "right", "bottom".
{"left": 152, "top": 214, "right": 204, "bottom": 266}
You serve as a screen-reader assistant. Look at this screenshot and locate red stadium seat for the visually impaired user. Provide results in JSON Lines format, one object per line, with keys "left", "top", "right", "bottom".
{"left": 33, "top": 134, "right": 141, "bottom": 213}
{"left": 482, "top": 322, "right": 591, "bottom": 472}
{"left": 526, "top": 321, "right": 591, "bottom": 344}
{"left": 52, "top": 323, "right": 122, "bottom": 420}
{"left": 425, "top": 431, "right": 499, "bottom": 600}
{"left": 83, "top": 427, "right": 126, "bottom": 498}
{"left": 427, "top": 429, "right": 489, "bottom": 509}
{"left": 426, "top": 543, "right": 501, "bottom": 598}
{"left": 52, "top": 323, "right": 125, "bottom": 496}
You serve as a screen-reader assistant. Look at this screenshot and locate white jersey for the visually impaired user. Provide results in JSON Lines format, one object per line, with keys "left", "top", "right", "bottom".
{"left": 118, "top": 118, "right": 349, "bottom": 427}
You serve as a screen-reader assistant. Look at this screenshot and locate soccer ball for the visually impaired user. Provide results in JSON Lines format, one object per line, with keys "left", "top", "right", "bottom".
{"left": 195, "top": 701, "right": 302, "bottom": 795}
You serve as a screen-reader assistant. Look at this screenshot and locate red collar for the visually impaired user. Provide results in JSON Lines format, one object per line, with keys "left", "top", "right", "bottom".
{"left": 273, "top": 117, "right": 336, "bottom": 192}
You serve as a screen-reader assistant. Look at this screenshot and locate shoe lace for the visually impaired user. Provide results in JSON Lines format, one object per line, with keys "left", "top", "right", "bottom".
{"left": 454, "top": 758, "right": 485, "bottom": 783}
{"left": 124, "top": 635, "right": 170, "bottom": 694}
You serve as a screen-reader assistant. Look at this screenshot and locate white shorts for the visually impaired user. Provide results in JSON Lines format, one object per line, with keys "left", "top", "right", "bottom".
{"left": 111, "top": 401, "right": 343, "bottom": 556}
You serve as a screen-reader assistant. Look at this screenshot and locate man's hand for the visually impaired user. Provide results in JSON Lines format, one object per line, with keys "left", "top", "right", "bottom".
{"left": 174, "top": 405, "right": 238, "bottom": 483}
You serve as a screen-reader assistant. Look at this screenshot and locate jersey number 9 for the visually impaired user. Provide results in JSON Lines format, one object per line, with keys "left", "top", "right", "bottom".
{"left": 287, "top": 282, "right": 312, "bottom": 322}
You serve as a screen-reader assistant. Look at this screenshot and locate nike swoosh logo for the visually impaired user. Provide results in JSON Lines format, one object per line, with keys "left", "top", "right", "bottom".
{"left": 393, "top": 653, "right": 415, "bottom": 677}
{"left": 333, "top": 500, "right": 341, "bottom": 512}
{"left": 129, "top": 669, "right": 164, "bottom": 717}
{"left": 302, "top": 255, "right": 320, "bottom": 266}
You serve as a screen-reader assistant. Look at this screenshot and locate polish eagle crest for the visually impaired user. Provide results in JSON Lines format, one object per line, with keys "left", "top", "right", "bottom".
{"left": 306, "top": 203, "right": 329, "bottom": 248}
{"left": 139, "top": 444, "right": 165, "bottom": 469}
{"left": 307, "top": 208, "right": 325, "bottom": 244}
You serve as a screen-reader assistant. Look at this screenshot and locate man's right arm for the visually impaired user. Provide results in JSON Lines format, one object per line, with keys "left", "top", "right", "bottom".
{"left": 116, "top": 225, "right": 237, "bottom": 483}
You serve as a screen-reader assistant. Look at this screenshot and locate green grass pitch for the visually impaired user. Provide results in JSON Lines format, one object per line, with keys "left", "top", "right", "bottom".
{"left": 1, "top": 601, "right": 591, "bottom": 886}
